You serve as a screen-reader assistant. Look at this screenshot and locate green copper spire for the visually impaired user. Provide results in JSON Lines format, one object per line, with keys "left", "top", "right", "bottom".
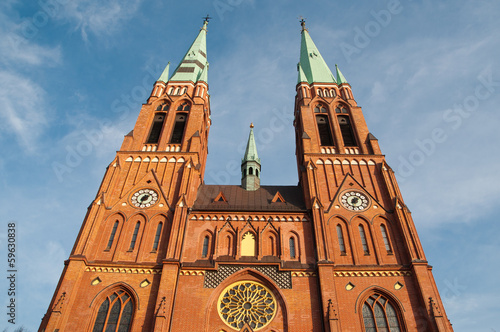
{"left": 158, "top": 62, "right": 170, "bottom": 83}
{"left": 169, "top": 20, "right": 209, "bottom": 83}
{"left": 242, "top": 124, "right": 260, "bottom": 163}
{"left": 198, "top": 62, "right": 209, "bottom": 83}
{"left": 241, "top": 123, "right": 261, "bottom": 191}
{"left": 297, "top": 62, "right": 308, "bottom": 84}
{"left": 298, "top": 22, "right": 336, "bottom": 84}
{"left": 335, "top": 64, "right": 348, "bottom": 84}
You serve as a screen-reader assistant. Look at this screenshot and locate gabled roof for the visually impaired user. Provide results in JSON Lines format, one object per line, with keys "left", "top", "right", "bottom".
{"left": 193, "top": 185, "right": 307, "bottom": 212}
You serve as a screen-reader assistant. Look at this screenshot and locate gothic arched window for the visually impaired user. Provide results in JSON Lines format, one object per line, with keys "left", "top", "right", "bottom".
{"left": 316, "top": 115, "right": 334, "bottom": 146}
{"left": 338, "top": 115, "right": 357, "bottom": 146}
{"left": 170, "top": 113, "right": 188, "bottom": 144}
{"left": 380, "top": 225, "right": 392, "bottom": 253}
{"left": 146, "top": 113, "right": 166, "bottom": 144}
{"left": 361, "top": 293, "right": 402, "bottom": 332}
{"left": 359, "top": 225, "right": 369, "bottom": 254}
{"left": 129, "top": 222, "right": 140, "bottom": 250}
{"left": 336, "top": 225, "right": 346, "bottom": 254}
{"left": 92, "top": 290, "right": 134, "bottom": 332}
{"left": 152, "top": 222, "right": 163, "bottom": 251}
{"left": 106, "top": 221, "right": 119, "bottom": 250}
{"left": 289, "top": 237, "right": 296, "bottom": 259}
{"left": 202, "top": 235, "right": 209, "bottom": 258}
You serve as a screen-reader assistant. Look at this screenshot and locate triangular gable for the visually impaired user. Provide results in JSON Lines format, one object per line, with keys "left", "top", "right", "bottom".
{"left": 325, "top": 173, "right": 388, "bottom": 214}
{"left": 107, "top": 168, "right": 170, "bottom": 210}
{"left": 271, "top": 191, "right": 286, "bottom": 203}
{"left": 213, "top": 191, "right": 228, "bottom": 203}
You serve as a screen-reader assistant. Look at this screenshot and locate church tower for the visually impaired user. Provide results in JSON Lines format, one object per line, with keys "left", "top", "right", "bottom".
{"left": 40, "top": 19, "right": 453, "bottom": 332}
{"left": 292, "top": 20, "right": 453, "bottom": 331}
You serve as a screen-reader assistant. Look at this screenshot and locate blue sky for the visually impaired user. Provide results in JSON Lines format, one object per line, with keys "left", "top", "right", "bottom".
{"left": 1, "top": 0, "right": 499, "bottom": 330}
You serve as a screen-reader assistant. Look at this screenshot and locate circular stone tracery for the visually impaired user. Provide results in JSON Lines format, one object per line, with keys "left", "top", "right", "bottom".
{"left": 218, "top": 281, "right": 277, "bottom": 330}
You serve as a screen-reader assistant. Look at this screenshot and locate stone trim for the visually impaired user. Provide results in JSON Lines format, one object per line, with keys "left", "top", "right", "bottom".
{"left": 334, "top": 270, "right": 411, "bottom": 277}
{"left": 85, "top": 266, "right": 162, "bottom": 274}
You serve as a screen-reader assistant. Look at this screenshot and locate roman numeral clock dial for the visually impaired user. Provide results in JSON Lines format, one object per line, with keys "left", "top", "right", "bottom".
{"left": 340, "top": 190, "right": 370, "bottom": 211}
{"left": 130, "top": 189, "right": 159, "bottom": 208}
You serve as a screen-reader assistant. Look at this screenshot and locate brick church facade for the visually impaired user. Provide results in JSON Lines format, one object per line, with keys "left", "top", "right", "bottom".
{"left": 40, "top": 20, "right": 453, "bottom": 332}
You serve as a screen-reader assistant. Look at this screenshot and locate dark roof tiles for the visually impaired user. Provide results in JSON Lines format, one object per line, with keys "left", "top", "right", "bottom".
{"left": 193, "top": 185, "right": 307, "bottom": 212}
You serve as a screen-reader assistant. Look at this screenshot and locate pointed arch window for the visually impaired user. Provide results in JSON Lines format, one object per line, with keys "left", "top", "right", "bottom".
{"left": 316, "top": 115, "right": 334, "bottom": 146}
{"left": 248, "top": 167, "right": 253, "bottom": 175}
{"left": 289, "top": 237, "right": 296, "bottom": 259}
{"left": 336, "top": 225, "right": 346, "bottom": 255}
{"left": 106, "top": 221, "right": 119, "bottom": 250}
{"left": 152, "top": 222, "right": 163, "bottom": 252}
{"left": 129, "top": 222, "right": 140, "bottom": 251}
{"left": 146, "top": 113, "right": 166, "bottom": 144}
{"left": 380, "top": 225, "right": 392, "bottom": 253}
{"left": 359, "top": 225, "right": 369, "bottom": 254}
{"left": 202, "top": 235, "right": 209, "bottom": 258}
{"left": 176, "top": 102, "right": 191, "bottom": 112}
{"left": 92, "top": 290, "right": 134, "bottom": 332}
{"left": 338, "top": 115, "right": 357, "bottom": 146}
{"left": 314, "top": 105, "right": 327, "bottom": 113}
{"left": 170, "top": 114, "right": 188, "bottom": 144}
{"left": 362, "top": 293, "right": 402, "bottom": 332}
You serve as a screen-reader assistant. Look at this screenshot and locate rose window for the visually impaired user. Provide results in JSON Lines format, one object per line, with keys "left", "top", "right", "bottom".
{"left": 218, "top": 281, "right": 277, "bottom": 330}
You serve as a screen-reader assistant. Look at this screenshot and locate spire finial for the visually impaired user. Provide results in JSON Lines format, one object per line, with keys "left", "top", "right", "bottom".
{"left": 250, "top": 123, "right": 254, "bottom": 128}
{"left": 203, "top": 14, "right": 212, "bottom": 24}
{"left": 299, "top": 16, "right": 307, "bottom": 31}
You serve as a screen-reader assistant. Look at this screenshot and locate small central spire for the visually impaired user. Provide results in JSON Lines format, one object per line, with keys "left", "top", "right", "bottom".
{"left": 241, "top": 124, "right": 261, "bottom": 191}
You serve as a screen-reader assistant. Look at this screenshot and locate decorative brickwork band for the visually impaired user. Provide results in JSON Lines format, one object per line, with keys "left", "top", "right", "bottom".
{"left": 291, "top": 271, "right": 316, "bottom": 277}
{"left": 204, "top": 265, "right": 292, "bottom": 289}
{"left": 333, "top": 270, "right": 411, "bottom": 277}
{"left": 85, "top": 266, "right": 162, "bottom": 274}
{"left": 179, "top": 270, "right": 206, "bottom": 276}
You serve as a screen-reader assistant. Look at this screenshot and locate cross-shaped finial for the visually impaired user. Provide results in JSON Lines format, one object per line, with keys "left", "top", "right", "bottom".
{"left": 299, "top": 16, "right": 307, "bottom": 31}
{"left": 203, "top": 14, "right": 212, "bottom": 24}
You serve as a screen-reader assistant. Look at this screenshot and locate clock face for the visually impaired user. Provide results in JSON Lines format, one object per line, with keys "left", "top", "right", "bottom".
{"left": 131, "top": 189, "right": 159, "bottom": 208}
{"left": 340, "top": 191, "right": 369, "bottom": 211}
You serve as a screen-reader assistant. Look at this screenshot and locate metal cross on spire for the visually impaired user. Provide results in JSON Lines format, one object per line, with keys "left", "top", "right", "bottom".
{"left": 299, "top": 16, "right": 307, "bottom": 31}
{"left": 203, "top": 14, "right": 212, "bottom": 24}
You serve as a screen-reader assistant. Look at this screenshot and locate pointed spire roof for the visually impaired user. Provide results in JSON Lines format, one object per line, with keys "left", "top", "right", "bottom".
{"left": 170, "top": 20, "right": 209, "bottom": 83}
{"left": 242, "top": 123, "right": 260, "bottom": 164}
{"left": 297, "top": 62, "right": 308, "bottom": 84}
{"left": 298, "top": 22, "right": 336, "bottom": 84}
{"left": 198, "top": 62, "right": 209, "bottom": 83}
{"left": 335, "top": 64, "right": 348, "bottom": 84}
{"left": 158, "top": 62, "right": 170, "bottom": 83}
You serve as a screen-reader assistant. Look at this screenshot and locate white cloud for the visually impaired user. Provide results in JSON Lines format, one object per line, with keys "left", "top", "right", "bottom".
{"left": 0, "top": 6, "right": 61, "bottom": 66}
{"left": 0, "top": 71, "right": 49, "bottom": 152}
{"left": 58, "top": 0, "right": 143, "bottom": 42}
